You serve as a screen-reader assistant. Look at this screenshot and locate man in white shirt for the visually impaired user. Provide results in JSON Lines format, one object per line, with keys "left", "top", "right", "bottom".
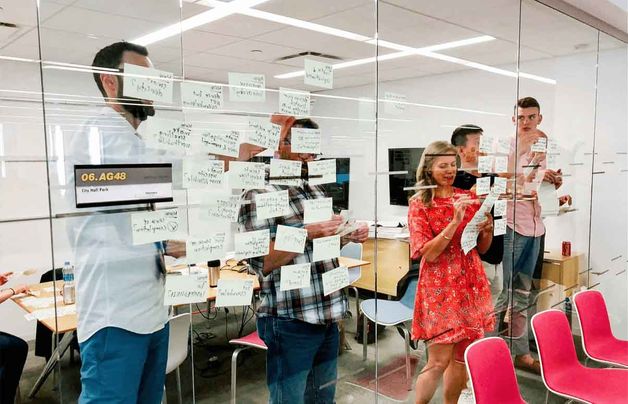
{"left": 66, "top": 42, "right": 184, "bottom": 404}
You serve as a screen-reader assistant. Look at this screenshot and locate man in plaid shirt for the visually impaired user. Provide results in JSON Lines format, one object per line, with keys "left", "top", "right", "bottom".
{"left": 239, "top": 115, "right": 368, "bottom": 404}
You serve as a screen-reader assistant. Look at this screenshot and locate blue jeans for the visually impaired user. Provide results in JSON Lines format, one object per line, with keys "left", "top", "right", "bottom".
{"left": 0, "top": 331, "right": 28, "bottom": 404}
{"left": 257, "top": 316, "right": 339, "bottom": 404}
{"left": 79, "top": 325, "right": 169, "bottom": 404}
{"left": 495, "top": 229, "right": 541, "bottom": 355}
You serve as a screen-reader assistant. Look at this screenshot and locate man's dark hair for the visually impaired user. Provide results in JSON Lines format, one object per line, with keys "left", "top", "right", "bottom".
{"left": 92, "top": 42, "right": 149, "bottom": 97}
{"left": 516, "top": 96, "right": 541, "bottom": 111}
{"left": 451, "top": 124, "right": 483, "bottom": 147}
{"left": 293, "top": 118, "right": 319, "bottom": 130}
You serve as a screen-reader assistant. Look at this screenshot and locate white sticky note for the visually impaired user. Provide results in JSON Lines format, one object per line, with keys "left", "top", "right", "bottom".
{"left": 181, "top": 81, "right": 223, "bottom": 110}
{"left": 480, "top": 133, "right": 494, "bottom": 153}
{"left": 197, "top": 128, "right": 241, "bottom": 158}
{"left": 291, "top": 128, "right": 321, "bottom": 154}
{"left": 478, "top": 156, "right": 494, "bottom": 173}
{"left": 461, "top": 222, "right": 478, "bottom": 255}
{"left": 246, "top": 118, "right": 281, "bottom": 151}
{"left": 322, "top": 266, "right": 349, "bottom": 296}
{"left": 279, "top": 87, "right": 310, "bottom": 116}
{"left": 494, "top": 156, "right": 508, "bottom": 174}
{"left": 538, "top": 182, "right": 559, "bottom": 216}
{"left": 493, "top": 177, "right": 507, "bottom": 195}
{"left": 255, "top": 190, "right": 290, "bottom": 220}
{"left": 270, "top": 159, "right": 302, "bottom": 186}
{"left": 308, "top": 159, "right": 336, "bottom": 185}
{"left": 494, "top": 199, "right": 507, "bottom": 217}
{"left": 547, "top": 139, "right": 559, "bottom": 155}
{"left": 275, "top": 225, "right": 307, "bottom": 253}
{"left": 303, "top": 198, "right": 333, "bottom": 224}
{"left": 228, "top": 161, "right": 265, "bottom": 189}
{"left": 384, "top": 92, "right": 406, "bottom": 115}
{"left": 215, "top": 279, "right": 254, "bottom": 307}
{"left": 204, "top": 194, "right": 240, "bottom": 222}
{"left": 164, "top": 271, "right": 209, "bottom": 305}
{"left": 182, "top": 159, "right": 224, "bottom": 189}
{"left": 186, "top": 233, "right": 226, "bottom": 264}
{"left": 228, "top": 73, "right": 265, "bottom": 102}
{"left": 531, "top": 137, "right": 547, "bottom": 153}
{"left": 494, "top": 218, "right": 507, "bottom": 236}
{"left": 142, "top": 118, "right": 192, "bottom": 151}
{"left": 475, "top": 177, "right": 491, "bottom": 196}
{"left": 497, "top": 137, "right": 512, "bottom": 154}
{"left": 313, "top": 235, "right": 340, "bottom": 262}
{"left": 123, "top": 63, "right": 173, "bottom": 103}
{"left": 234, "top": 229, "right": 270, "bottom": 259}
{"left": 131, "top": 208, "right": 184, "bottom": 245}
{"left": 280, "top": 263, "right": 311, "bottom": 291}
{"left": 304, "top": 59, "right": 333, "bottom": 89}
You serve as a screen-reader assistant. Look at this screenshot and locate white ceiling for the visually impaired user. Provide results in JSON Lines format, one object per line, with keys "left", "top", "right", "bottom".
{"left": 0, "top": 0, "right": 625, "bottom": 92}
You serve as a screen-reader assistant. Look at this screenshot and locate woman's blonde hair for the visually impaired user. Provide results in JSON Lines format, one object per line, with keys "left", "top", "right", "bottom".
{"left": 412, "top": 140, "right": 458, "bottom": 206}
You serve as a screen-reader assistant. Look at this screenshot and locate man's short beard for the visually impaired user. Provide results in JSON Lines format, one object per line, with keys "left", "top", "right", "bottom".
{"left": 115, "top": 77, "right": 155, "bottom": 122}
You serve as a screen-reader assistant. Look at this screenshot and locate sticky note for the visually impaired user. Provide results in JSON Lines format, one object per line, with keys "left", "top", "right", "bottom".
{"left": 322, "top": 266, "right": 349, "bottom": 296}
{"left": 246, "top": 118, "right": 281, "bottom": 151}
{"left": 164, "top": 271, "right": 209, "bottom": 305}
{"left": 234, "top": 229, "right": 270, "bottom": 259}
{"left": 497, "top": 137, "right": 511, "bottom": 154}
{"left": 475, "top": 177, "right": 491, "bottom": 195}
{"left": 308, "top": 159, "right": 336, "bottom": 185}
{"left": 313, "top": 235, "right": 340, "bottom": 262}
{"left": 182, "top": 159, "right": 224, "bottom": 188}
{"left": 280, "top": 263, "right": 311, "bottom": 291}
{"left": 384, "top": 92, "right": 406, "bottom": 115}
{"left": 131, "top": 208, "right": 184, "bottom": 245}
{"left": 255, "top": 190, "right": 290, "bottom": 220}
{"left": 270, "top": 159, "right": 302, "bottom": 186}
{"left": 228, "top": 161, "right": 265, "bottom": 189}
{"left": 215, "top": 279, "right": 254, "bottom": 307}
{"left": 479, "top": 133, "right": 494, "bottom": 153}
{"left": 279, "top": 87, "right": 310, "bottom": 116}
{"left": 274, "top": 225, "right": 307, "bottom": 253}
{"left": 204, "top": 194, "right": 240, "bottom": 222}
{"left": 494, "top": 218, "right": 507, "bottom": 236}
{"left": 304, "top": 59, "right": 333, "bottom": 89}
{"left": 531, "top": 137, "right": 547, "bottom": 153}
{"left": 493, "top": 177, "right": 507, "bottom": 194}
{"left": 494, "top": 199, "right": 507, "bottom": 217}
{"left": 143, "top": 118, "right": 192, "bottom": 151}
{"left": 494, "top": 156, "right": 508, "bottom": 173}
{"left": 303, "top": 198, "right": 333, "bottom": 224}
{"left": 478, "top": 156, "right": 494, "bottom": 173}
{"left": 186, "top": 233, "right": 226, "bottom": 264}
{"left": 291, "top": 128, "right": 321, "bottom": 154}
{"left": 197, "top": 128, "right": 241, "bottom": 158}
{"left": 228, "top": 73, "right": 265, "bottom": 102}
{"left": 123, "top": 63, "right": 173, "bottom": 103}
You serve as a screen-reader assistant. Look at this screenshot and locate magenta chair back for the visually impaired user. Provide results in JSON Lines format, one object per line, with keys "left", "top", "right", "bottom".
{"left": 464, "top": 337, "right": 526, "bottom": 404}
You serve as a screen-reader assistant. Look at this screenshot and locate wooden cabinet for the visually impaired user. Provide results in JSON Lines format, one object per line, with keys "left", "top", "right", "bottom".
{"left": 537, "top": 251, "right": 584, "bottom": 311}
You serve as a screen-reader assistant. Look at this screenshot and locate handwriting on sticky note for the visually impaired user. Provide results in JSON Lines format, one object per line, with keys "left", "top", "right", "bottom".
{"left": 308, "top": 159, "right": 336, "bottom": 186}
{"left": 494, "top": 218, "right": 507, "bottom": 236}
{"left": 494, "top": 156, "right": 508, "bottom": 173}
{"left": 280, "top": 263, "right": 311, "bottom": 291}
{"left": 197, "top": 128, "right": 241, "bottom": 158}
{"left": 275, "top": 225, "right": 307, "bottom": 253}
{"left": 475, "top": 177, "right": 491, "bottom": 195}
{"left": 279, "top": 87, "right": 310, "bottom": 116}
{"left": 384, "top": 92, "right": 406, "bottom": 115}
{"left": 131, "top": 208, "right": 183, "bottom": 245}
{"left": 181, "top": 81, "right": 223, "bottom": 110}
{"left": 164, "top": 272, "right": 209, "bottom": 305}
{"left": 204, "top": 194, "right": 240, "bottom": 222}
{"left": 186, "top": 233, "right": 226, "bottom": 264}
{"left": 143, "top": 118, "right": 192, "bottom": 151}
{"left": 183, "top": 159, "right": 224, "bottom": 188}
{"left": 235, "top": 229, "right": 270, "bottom": 259}
{"left": 461, "top": 224, "right": 478, "bottom": 255}
{"left": 478, "top": 156, "right": 494, "bottom": 173}
{"left": 291, "top": 128, "right": 321, "bottom": 154}
{"left": 304, "top": 59, "right": 333, "bottom": 89}
{"left": 531, "top": 137, "right": 547, "bottom": 153}
{"left": 303, "top": 198, "right": 332, "bottom": 224}
{"left": 494, "top": 200, "right": 507, "bottom": 217}
{"left": 497, "top": 137, "right": 511, "bottom": 154}
{"left": 255, "top": 190, "right": 290, "bottom": 220}
{"left": 228, "top": 73, "right": 265, "bottom": 102}
{"left": 228, "top": 161, "right": 265, "bottom": 189}
{"left": 215, "top": 279, "right": 254, "bottom": 307}
{"left": 493, "top": 177, "right": 507, "bottom": 195}
{"left": 123, "top": 63, "right": 173, "bottom": 103}
{"left": 270, "top": 159, "right": 301, "bottom": 186}
{"left": 322, "top": 266, "right": 349, "bottom": 296}
{"left": 313, "top": 235, "right": 340, "bottom": 262}
{"left": 246, "top": 118, "right": 281, "bottom": 151}
{"left": 480, "top": 133, "right": 494, "bottom": 153}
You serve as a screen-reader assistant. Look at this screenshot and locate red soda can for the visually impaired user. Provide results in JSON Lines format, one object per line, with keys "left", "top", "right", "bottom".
{"left": 562, "top": 241, "right": 571, "bottom": 257}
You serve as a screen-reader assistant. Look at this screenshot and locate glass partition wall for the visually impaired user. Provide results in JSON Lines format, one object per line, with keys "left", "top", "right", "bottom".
{"left": 0, "top": 1, "right": 625, "bottom": 403}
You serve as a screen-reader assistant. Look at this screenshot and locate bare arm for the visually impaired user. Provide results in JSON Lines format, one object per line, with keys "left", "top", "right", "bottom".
{"left": 419, "top": 219, "right": 462, "bottom": 263}
{"left": 476, "top": 212, "right": 494, "bottom": 255}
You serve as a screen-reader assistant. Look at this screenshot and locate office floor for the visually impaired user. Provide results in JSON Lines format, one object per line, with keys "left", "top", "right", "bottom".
{"left": 17, "top": 298, "right": 576, "bottom": 404}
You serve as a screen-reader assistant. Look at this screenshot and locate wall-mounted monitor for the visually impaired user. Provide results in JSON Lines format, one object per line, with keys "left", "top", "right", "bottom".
{"left": 388, "top": 148, "right": 425, "bottom": 206}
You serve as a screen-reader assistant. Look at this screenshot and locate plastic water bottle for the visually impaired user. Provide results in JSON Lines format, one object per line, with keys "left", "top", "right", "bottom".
{"left": 62, "top": 261, "right": 76, "bottom": 305}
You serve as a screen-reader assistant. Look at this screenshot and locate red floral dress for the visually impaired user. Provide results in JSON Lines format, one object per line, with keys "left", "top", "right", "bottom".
{"left": 408, "top": 188, "right": 494, "bottom": 345}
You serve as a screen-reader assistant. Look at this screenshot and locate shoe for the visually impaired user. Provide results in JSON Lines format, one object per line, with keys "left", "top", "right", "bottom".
{"left": 514, "top": 355, "right": 541, "bottom": 375}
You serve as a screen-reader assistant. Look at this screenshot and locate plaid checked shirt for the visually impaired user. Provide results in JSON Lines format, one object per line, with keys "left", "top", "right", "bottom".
{"left": 239, "top": 179, "right": 348, "bottom": 325}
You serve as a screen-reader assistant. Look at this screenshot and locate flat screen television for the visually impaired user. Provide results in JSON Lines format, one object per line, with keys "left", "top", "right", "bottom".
{"left": 388, "top": 147, "right": 425, "bottom": 206}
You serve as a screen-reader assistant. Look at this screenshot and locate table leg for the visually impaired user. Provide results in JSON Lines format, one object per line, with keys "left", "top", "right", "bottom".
{"left": 29, "top": 331, "right": 75, "bottom": 398}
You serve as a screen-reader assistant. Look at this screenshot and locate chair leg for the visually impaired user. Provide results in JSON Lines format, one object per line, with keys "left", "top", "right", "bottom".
{"left": 175, "top": 367, "right": 182, "bottom": 404}
{"left": 398, "top": 325, "right": 412, "bottom": 390}
{"left": 362, "top": 315, "right": 368, "bottom": 361}
{"left": 545, "top": 389, "right": 549, "bottom": 404}
{"left": 162, "top": 385, "right": 167, "bottom": 404}
{"left": 231, "top": 346, "right": 249, "bottom": 404}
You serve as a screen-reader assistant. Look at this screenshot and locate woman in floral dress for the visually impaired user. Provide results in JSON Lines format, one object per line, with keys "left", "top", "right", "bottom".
{"left": 409, "top": 141, "right": 495, "bottom": 404}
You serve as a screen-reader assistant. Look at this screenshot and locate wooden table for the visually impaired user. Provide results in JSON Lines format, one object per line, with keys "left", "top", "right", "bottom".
{"left": 350, "top": 238, "right": 411, "bottom": 297}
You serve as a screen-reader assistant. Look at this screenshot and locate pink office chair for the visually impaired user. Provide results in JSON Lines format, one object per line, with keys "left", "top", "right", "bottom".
{"left": 573, "top": 290, "right": 628, "bottom": 368}
{"left": 229, "top": 331, "right": 267, "bottom": 404}
{"left": 464, "top": 337, "right": 526, "bottom": 404}
{"left": 531, "top": 309, "right": 628, "bottom": 403}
